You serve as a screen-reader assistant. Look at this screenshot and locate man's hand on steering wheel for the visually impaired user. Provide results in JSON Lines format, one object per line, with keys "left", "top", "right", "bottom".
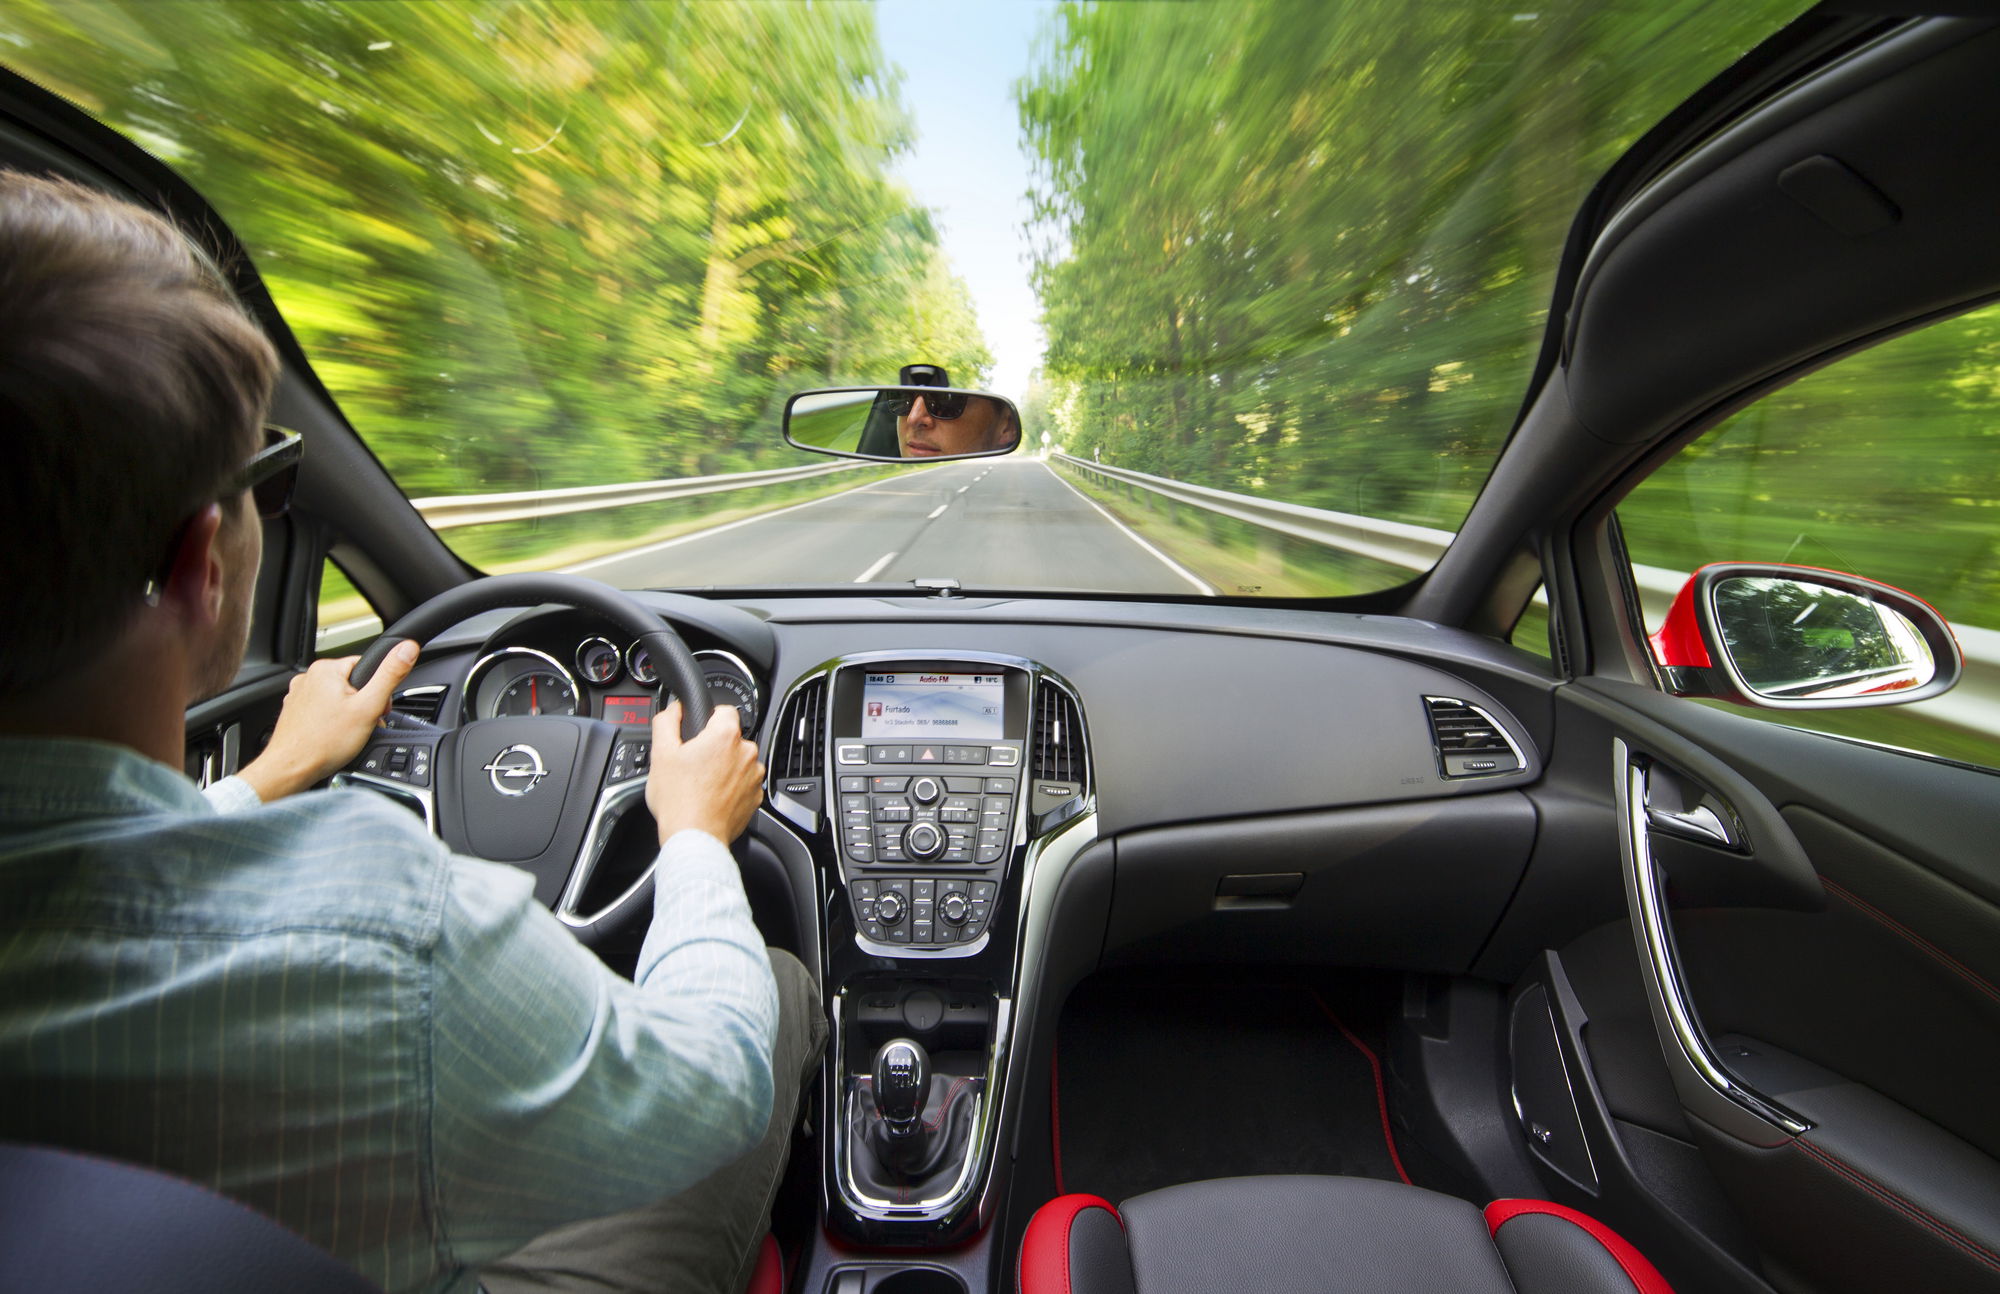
{"left": 239, "top": 640, "right": 421, "bottom": 802}
{"left": 646, "top": 700, "right": 765, "bottom": 845}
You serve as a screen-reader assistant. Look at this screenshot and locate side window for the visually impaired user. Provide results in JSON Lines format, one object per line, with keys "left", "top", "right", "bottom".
{"left": 1618, "top": 300, "right": 2000, "bottom": 772}
{"left": 316, "top": 557, "right": 382, "bottom": 658}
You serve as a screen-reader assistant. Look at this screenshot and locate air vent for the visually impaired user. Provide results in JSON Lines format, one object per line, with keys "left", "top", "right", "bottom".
{"left": 389, "top": 685, "right": 446, "bottom": 728}
{"left": 1424, "top": 696, "right": 1522, "bottom": 779}
{"left": 765, "top": 676, "right": 829, "bottom": 831}
{"left": 1032, "top": 684, "right": 1084, "bottom": 786}
{"left": 773, "top": 675, "right": 828, "bottom": 781}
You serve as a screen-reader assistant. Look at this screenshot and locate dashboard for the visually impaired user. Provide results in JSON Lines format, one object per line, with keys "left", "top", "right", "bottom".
{"left": 353, "top": 588, "right": 1568, "bottom": 1244}
{"left": 385, "top": 590, "right": 1555, "bottom": 969}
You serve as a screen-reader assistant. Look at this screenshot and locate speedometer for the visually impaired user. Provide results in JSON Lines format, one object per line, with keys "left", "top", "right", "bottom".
{"left": 660, "top": 650, "right": 761, "bottom": 736}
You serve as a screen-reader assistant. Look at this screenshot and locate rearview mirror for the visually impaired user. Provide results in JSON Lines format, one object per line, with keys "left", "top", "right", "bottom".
{"left": 784, "top": 386, "right": 1023, "bottom": 462}
{"left": 1651, "top": 563, "right": 1962, "bottom": 709}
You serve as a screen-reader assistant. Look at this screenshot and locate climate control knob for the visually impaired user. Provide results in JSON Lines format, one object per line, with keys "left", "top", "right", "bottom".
{"left": 910, "top": 777, "right": 941, "bottom": 805}
{"left": 940, "top": 893, "right": 970, "bottom": 926}
{"left": 904, "top": 821, "right": 945, "bottom": 860}
{"left": 875, "top": 891, "right": 907, "bottom": 925}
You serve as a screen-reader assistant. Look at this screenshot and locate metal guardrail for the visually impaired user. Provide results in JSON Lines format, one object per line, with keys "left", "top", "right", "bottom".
{"left": 409, "top": 460, "right": 865, "bottom": 530}
{"left": 1051, "top": 452, "right": 2000, "bottom": 741}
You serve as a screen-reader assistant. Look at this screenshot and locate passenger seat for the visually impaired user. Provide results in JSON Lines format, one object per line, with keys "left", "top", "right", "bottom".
{"left": 1019, "top": 1176, "right": 1672, "bottom": 1293}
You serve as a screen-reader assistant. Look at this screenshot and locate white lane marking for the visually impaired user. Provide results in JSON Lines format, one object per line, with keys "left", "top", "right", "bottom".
{"left": 926, "top": 504, "right": 948, "bottom": 520}
{"left": 855, "top": 551, "right": 897, "bottom": 583}
{"left": 1038, "top": 461, "right": 1215, "bottom": 596}
{"left": 561, "top": 471, "right": 919, "bottom": 574}
{"left": 957, "top": 486, "right": 969, "bottom": 494}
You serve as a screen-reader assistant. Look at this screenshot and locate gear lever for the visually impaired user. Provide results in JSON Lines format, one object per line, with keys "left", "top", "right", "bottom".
{"left": 870, "top": 1038, "right": 932, "bottom": 1139}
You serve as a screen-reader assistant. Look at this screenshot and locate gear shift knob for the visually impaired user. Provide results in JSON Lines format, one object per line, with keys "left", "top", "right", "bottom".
{"left": 870, "top": 1038, "right": 931, "bottom": 1137}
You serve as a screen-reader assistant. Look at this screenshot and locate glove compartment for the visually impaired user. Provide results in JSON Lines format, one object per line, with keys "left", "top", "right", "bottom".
{"left": 1102, "top": 793, "right": 1536, "bottom": 973}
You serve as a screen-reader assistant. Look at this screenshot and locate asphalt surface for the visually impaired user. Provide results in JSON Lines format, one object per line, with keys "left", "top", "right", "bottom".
{"left": 565, "top": 457, "right": 1213, "bottom": 595}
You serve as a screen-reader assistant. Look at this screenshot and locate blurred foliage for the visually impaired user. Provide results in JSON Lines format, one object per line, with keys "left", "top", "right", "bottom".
{"left": 1019, "top": 0, "right": 1806, "bottom": 532}
{"left": 1622, "top": 303, "right": 2000, "bottom": 634}
{"left": 0, "top": 0, "right": 993, "bottom": 509}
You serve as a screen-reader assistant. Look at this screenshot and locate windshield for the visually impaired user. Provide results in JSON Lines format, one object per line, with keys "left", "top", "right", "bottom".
{"left": 3, "top": 0, "right": 1803, "bottom": 602}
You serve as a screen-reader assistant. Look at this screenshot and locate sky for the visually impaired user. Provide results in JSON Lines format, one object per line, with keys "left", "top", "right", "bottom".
{"left": 876, "top": 0, "right": 1052, "bottom": 397}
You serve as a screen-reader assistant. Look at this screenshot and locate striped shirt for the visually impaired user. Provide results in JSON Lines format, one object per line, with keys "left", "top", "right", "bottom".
{"left": 0, "top": 737, "right": 778, "bottom": 1293}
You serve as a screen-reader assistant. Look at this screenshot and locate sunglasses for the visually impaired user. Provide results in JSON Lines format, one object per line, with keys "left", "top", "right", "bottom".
{"left": 141, "top": 425, "right": 304, "bottom": 604}
{"left": 886, "top": 389, "right": 971, "bottom": 420}
{"left": 232, "top": 424, "right": 305, "bottom": 519}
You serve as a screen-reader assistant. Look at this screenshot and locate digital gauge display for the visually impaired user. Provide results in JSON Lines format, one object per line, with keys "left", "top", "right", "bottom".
{"left": 860, "top": 672, "right": 1004, "bottom": 739}
{"left": 604, "top": 695, "right": 654, "bottom": 726}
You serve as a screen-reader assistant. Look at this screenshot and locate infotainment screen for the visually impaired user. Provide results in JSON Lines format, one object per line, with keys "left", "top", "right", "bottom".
{"left": 860, "top": 672, "right": 1005, "bottom": 739}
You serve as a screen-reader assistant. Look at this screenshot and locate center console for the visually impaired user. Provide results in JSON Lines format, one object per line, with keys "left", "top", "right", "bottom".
{"left": 765, "top": 651, "right": 1093, "bottom": 1274}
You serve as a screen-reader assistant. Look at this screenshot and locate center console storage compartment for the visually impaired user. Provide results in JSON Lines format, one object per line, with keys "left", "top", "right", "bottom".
{"left": 824, "top": 1266, "right": 968, "bottom": 1294}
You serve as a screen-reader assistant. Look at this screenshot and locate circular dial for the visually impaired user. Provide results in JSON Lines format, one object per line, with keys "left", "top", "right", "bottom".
{"left": 491, "top": 668, "right": 578, "bottom": 718}
{"left": 624, "top": 641, "right": 659, "bottom": 686}
{"left": 575, "top": 637, "right": 622, "bottom": 685}
{"left": 657, "top": 651, "right": 761, "bottom": 736}
{"left": 904, "top": 821, "right": 945, "bottom": 860}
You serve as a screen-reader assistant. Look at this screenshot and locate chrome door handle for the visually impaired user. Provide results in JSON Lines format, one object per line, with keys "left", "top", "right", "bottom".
{"left": 1646, "top": 802, "right": 1739, "bottom": 849}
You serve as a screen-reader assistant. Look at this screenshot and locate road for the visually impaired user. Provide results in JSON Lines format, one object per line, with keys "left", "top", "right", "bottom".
{"left": 563, "top": 457, "right": 1214, "bottom": 595}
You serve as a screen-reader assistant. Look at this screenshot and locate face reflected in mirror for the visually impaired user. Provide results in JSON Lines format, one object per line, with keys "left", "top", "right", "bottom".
{"left": 1712, "top": 576, "right": 1936, "bottom": 700}
{"left": 782, "top": 385, "right": 1024, "bottom": 462}
{"left": 891, "top": 390, "right": 1019, "bottom": 458}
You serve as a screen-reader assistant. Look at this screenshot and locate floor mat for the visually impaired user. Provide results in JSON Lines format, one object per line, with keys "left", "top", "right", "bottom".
{"left": 1053, "top": 972, "right": 1407, "bottom": 1204}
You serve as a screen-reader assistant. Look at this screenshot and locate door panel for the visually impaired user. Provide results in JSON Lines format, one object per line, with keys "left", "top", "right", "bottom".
{"left": 1563, "top": 678, "right": 2000, "bottom": 1293}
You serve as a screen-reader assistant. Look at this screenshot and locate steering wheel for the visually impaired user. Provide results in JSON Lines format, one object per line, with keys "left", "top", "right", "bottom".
{"left": 341, "top": 573, "right": 716, "bottom": 945}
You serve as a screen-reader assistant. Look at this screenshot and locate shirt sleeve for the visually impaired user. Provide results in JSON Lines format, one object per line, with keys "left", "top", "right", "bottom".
{"left": 200, "top": 774, "right": 263, "bottom": 815}
{"left": 427, "top": 830, "right": 778, "bottom": 1265}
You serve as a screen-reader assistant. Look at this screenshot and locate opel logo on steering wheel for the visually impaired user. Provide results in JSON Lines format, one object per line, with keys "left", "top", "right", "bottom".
{"left": 483, "top": 744, "right": 549, "bottom": 797}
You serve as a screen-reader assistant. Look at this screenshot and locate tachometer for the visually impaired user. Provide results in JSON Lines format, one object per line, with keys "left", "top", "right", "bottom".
{"left": 492, "top": 668, "right": 578, "bottom": 718}
{"left": 463, "top": 647, "right": 584, "bottom": 723}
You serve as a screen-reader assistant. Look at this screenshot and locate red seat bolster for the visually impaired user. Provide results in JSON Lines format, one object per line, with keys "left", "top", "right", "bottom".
{"left": 1019, "top": 1194, "right": 1123, "bottom": 1294}
{"left": 1484, "top": 1199, "right": 1675, "bottom": 1294}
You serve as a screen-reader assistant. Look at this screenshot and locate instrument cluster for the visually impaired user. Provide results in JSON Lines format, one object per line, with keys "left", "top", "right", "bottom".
{"left": 461, "top": 634, "right": 760, "bottom": 735}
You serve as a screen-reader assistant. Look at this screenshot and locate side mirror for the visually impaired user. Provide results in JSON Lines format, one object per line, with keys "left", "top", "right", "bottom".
{"left": 1650, "top": 563, "right": 1961, "bottom": 709}
{"left": 783, "top": 387, "right": 1023, "bottom": 463}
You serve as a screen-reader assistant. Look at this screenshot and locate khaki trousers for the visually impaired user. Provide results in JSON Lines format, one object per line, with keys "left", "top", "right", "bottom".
{"left": 481, "top": 949, "right": 828, "bottom": 1294}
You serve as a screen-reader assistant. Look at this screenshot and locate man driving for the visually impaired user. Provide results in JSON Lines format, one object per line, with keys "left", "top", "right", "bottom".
{"left": 0, "top": 170, "right": 823, "bottom": 1294}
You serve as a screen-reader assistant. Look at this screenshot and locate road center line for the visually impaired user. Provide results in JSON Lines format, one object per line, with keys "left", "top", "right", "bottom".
{"left": 926, "top": 504, "right": 948, "bottom": 519}
{"left": 855, "top": 551, "right": 897, "bottom": 582}
{"left": 957, "top": 486, "right": 969, "bottom": 494}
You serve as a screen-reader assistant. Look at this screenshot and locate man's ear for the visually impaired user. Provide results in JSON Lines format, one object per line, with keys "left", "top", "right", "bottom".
{"left": 158, "top": 502, "right": 226, "bottom": 625}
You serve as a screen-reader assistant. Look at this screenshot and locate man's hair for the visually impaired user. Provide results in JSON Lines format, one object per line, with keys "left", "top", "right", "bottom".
{"left": 0, "top": 171, "right": 278, "bottom": 694}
